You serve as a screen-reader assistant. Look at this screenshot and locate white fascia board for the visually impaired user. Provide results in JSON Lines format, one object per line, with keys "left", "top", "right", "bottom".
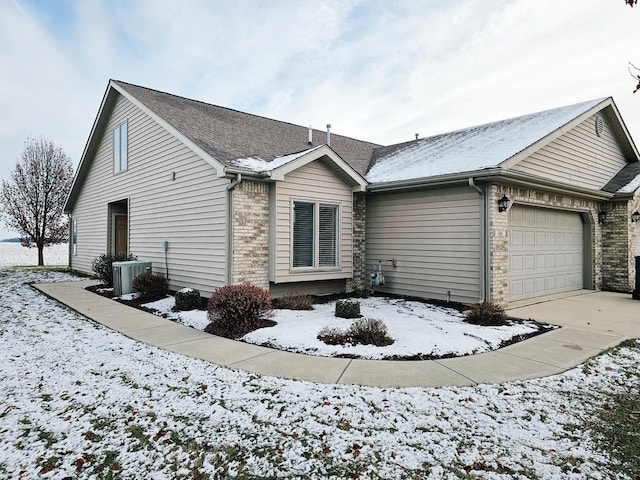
{"left": 269, "top": 145, "right": 368, "bottom": 190}
{"left": 111, "top": 82, "right": 227, "bottom": 176}
{"left": 499, "top": 98, "right": 612, "bottom": 170}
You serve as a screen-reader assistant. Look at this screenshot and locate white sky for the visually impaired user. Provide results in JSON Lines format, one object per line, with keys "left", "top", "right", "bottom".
{"left": 0, "top": 0, "right": 638, "bottom": 239}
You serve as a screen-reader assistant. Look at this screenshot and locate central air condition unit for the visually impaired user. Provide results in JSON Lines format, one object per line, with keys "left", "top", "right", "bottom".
{"left": 113, "top": 261, "right": 152, "bottom": 296}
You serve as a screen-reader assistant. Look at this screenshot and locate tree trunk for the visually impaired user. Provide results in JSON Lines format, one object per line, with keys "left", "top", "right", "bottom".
{"left": 37, "top": 244, "right": 44, "bottom": 266}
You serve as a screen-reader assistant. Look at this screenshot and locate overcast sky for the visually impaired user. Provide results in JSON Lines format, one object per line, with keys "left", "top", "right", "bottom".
{"left": 0, "top": 0, "right": 638, "bottom": 239}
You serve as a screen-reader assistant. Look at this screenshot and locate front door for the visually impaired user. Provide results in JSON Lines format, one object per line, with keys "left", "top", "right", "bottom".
{"left": 115, "top": 215, "right": 128, "bottom": 256}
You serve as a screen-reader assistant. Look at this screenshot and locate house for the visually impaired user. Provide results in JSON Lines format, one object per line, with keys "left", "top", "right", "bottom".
{"left": 64, "top": 80, "right": 640, "bottom": 306}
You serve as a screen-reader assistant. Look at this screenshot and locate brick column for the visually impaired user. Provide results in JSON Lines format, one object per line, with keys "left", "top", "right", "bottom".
{"left": 231, "top": 181, "right": 269, "bottom": 288}
{"left": 347, "top": 193, "right": 367, "bottom": 293}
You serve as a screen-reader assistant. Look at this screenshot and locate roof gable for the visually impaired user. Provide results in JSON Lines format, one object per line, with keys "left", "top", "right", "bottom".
{"left": 366, "top": 98, "right": 639, "bottom": 184}
{"left": 111, "top": 81, "right": 380, "bottom": 176}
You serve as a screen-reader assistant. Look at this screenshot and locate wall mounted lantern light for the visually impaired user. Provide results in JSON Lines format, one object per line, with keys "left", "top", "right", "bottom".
{"left": 498, "top": 195, "right": 511, "bottom": 212}
{"left": 598, "top": 211, "right": 608, "bottom": 224}
{"left": 631, "top": 211, "right": 640, "bottom": 223}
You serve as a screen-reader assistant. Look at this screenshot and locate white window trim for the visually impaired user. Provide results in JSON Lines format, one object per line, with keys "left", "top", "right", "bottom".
{"left": 290, "top": 199, "right": 341, "bottom": 273}
{"left": 71, "top": 218, "right": 78, "bottom": 256}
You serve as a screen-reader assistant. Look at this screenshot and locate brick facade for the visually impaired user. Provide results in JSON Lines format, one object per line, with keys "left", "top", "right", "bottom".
{"left": 602, "top": 193, "right": 640, "bottom": 292}
{"left": 231, "top": 181, "right": 269, "bottom": 288}
{"left": 489, "top": 183, "right": 602, "bottom": 306}
{"left": 346, "top": 193, "right": 367, "bottom": 293}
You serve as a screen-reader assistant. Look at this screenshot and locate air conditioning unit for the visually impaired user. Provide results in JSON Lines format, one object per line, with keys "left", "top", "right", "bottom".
{"left": 113, "top": 261, "right": 152, "bottom": 296}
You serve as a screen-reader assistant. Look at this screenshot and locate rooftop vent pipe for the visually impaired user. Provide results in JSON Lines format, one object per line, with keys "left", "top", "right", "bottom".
{"left": 326, "top": 124, "right": 331, "bottom": 146}
{"left": 308, "top": 125, "right": 313, "bottom": 145}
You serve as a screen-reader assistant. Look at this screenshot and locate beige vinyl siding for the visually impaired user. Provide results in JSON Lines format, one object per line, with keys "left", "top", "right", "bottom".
{"left": 512, "top": 114, "right": 627, "bottom": 190}
{"left": 70, "top": 93, "right": 229, "bottom": 296}
{"left": 273, "top": 160, "right": 353, "bottom": 283}
{"left": 367, "top": 187, "right": 482, "bottom": 303}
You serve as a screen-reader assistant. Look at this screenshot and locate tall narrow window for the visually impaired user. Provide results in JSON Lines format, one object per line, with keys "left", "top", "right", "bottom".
{"left": 319, "top": 204, "right": 338, "bottom": 267}
{"left": 71, "top": 218, "right": 78, "bottom": 255}
{"left": 113, "top": 121, "right": 128, "bottom": 173}
{"left": 293, "top": 202, "right": 314, "bottom": 267}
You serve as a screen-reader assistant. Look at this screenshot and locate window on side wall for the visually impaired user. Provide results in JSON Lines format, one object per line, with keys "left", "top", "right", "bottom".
{"left": 72, "top": 218, "right": 77, "bottom": 255}
{"left": 113, "top": 121, "right": 128, "bottom": 173}
{"left": 292, "top": 201, "right": 339, "bottom": 269}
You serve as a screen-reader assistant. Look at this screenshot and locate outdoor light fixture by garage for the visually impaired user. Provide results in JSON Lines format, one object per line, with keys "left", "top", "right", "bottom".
{"left": 632, "top": 211, "right": 640, "bottom": 223}
{"left": 498, "top": 195, "right": 511, "bottom": 212}
{"left": 598, "top": 211, "right": 608, "bottom": 224}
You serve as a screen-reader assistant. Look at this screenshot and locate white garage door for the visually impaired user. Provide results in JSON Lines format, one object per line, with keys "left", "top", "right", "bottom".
{"left": 508, "top": 205, "right": 584, "bottom": 301}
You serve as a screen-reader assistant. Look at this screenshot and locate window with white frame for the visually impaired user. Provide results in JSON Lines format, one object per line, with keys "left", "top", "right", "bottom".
{"left": 292, "top": 201, "right": 339, "bottom": 269}
{"left": 113, "top": 121, "right": 128, "bottom": 173}
{"left": 71, "top": 218, "right": 78, "bottom": 255}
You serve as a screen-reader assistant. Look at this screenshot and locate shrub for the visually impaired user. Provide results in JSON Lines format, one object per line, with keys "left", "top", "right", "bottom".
{"left": 206, "top": 284, "right": 273, "bottom": 338}
{"left": 276, "top": 291, "right": 313, "bottom": 310}
{"left": 175, "top": 287, "right": 202, "bottom": 311}
{"left": 464, "top": 302, "right": 508, "bottom": 326}
{"left": 131, "top": 272, "right": 169, "bottom": 302}
{"left": 317, "top": 318, "right": 394, "bottom": 347}
{"left": 91, "top": 253, "right": 136, "bottom": 286}
{"left": 335, "top": 299, "right": 361, "bottom": 319}
{"left": 349, "top": 318, "right": 394, "bottom": 346}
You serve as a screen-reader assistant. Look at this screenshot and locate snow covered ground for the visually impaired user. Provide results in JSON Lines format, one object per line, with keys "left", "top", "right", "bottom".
{"left": 143, "top": 295, "right": 550, "bottom": 360}
{"left": 1, "top": 269, "right": 636, "bottom": 478}
{"left": 0, "top": 242, "right": 68, "bottom": 267}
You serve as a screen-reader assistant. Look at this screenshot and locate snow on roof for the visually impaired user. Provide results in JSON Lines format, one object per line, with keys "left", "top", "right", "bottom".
{"left": 366, "top": 98, "right": 607, "bottom": 183}
{"left": 232, "top": 145, "right": 324, "bottom": 173}
{"left": 618, "top": 173, "right": 640, "bottom": 193}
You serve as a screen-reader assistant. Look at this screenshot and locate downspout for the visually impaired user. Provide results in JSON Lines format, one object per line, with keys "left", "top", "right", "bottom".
{"left": 67, "top": 214, "right": 72, "bottom": 272}
{"left": 469, "top": 178, "right": 488, "bottom": 302}
{"left": 226, "top": 173, "right": 242, "bottom": 286}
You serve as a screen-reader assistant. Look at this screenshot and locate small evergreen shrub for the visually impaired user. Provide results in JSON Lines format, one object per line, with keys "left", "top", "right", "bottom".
{"left": 465, "top": 302, "right": 508, "bottom": 326}
{"left": 91, "top": 253, "right": 136, "bottom": 286}
{"left": 276, "top": 291, "right": 313, "bottom": 310}
{"left": 131, "top": 272, "right": 169, "bottom": 302}
{"left": 175, "top": 288, "right": 202, "bottom": 311}
{"left": 335, "top": 299, "right": 361, "bottom": 319}
{"left": 317, "top": 318, "right": 394, "bottom": 347}
{"left": 206, "top": 284, "right": 273, "bottom": 338}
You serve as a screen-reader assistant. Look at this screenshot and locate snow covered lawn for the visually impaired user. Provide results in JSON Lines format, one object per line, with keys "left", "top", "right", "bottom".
{"left": 142, "top": 295, "right": 551, "bottom": 360}
{"left": 0, "top": 242, "right": 68, "bottom": 267}
{"left": 1, "top": 269, "right": 636, "bottom": 478}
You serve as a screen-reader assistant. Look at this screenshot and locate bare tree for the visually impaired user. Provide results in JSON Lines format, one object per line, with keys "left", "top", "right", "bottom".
{"left": 1, "top": 137, "right": 74, "bottom": 266}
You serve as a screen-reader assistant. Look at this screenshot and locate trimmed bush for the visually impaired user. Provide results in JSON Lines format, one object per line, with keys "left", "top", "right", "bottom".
{"left": 349, "top": 318, "right": 394, "bottom": 346}
{"left": 206, "top": 284, "right": 273, "bottom": 338}
{"left": 465, "top": 302, "right": 508, "bottom": 326}
{"left": 91, "top": 253, "right": 136, "bottom": 286}
{"left": 175, "top": 287, "right": 201, "bottom": 311}
{"left": 335, "top": 299, "right": 361, "bottom": 319}
{"left": 276, "top": 291, "right": 313, "bottom": 310}
{"left": 131, "top": 272, "right": 169, "bottom": 302}
{"left": 317, "top": 318, "right": 394, "bottom": 347}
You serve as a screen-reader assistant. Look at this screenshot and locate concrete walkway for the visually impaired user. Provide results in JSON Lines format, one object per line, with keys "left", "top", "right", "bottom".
{"left": 33, "top": 281, "right": 640, "bottom": 388}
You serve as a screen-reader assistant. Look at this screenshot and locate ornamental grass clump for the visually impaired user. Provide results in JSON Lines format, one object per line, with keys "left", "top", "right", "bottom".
{"left": 464, "top": 302, "right": 508, "bottom": 326}
{"left": 335, "top": 299, "right": 361, "bottom": 319}
{"left": 175, "top": 287, "right": 202, "bottom": 311}
{"left": 206, "top": 284, "right": 274, "bottom": 338}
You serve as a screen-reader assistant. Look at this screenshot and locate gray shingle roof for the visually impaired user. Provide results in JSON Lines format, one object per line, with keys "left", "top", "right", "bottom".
{"left": 602, "top": 161, "right": 640, "bottom": 193}
{"left": 113, "top": 80, "right": 380, "bottom": 176}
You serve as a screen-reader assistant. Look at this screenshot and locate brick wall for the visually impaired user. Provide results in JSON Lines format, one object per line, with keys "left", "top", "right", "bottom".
{"left": 489, "top": 183, "right": 602, "bottom": 305}
{"left": 231, "top": 181, "right": 269, "bottom": 288}
{"left": 346, "top": 193, "right": 366, "bottom": 293}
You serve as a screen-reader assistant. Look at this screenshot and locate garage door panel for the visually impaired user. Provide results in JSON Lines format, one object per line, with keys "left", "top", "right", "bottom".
{"left": 509, "top": 205, "right": 584, "bottom": 302}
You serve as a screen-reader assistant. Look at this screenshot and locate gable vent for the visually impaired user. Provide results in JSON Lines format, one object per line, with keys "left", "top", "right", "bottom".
{"left": 595, "top": 117, "right": 604, "bottom": 137}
